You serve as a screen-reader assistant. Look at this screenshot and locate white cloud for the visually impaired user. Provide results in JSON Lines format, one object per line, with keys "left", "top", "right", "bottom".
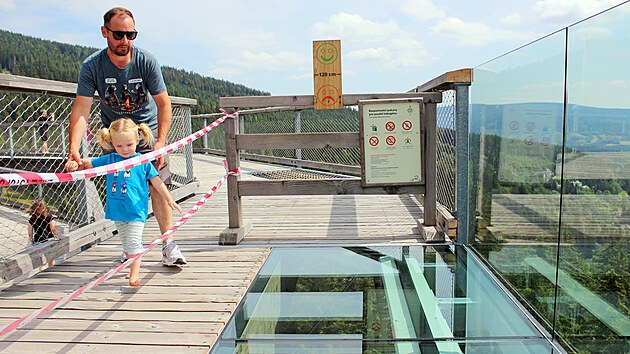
{"left": 384, "top": 55, "right": 427, "bottom": 69}
{"left": 501, "top": 13, "right": 523, "bottom": 25}
{"left": 534, "top": 0, "right": 622, "bottom": 21}
{"left": 432, "top": 17, "right": 536, "bottom": 46}
{"left": 312, "top": 13, "right": 431, "bottom": 70}
{"left": 312, "top": 13, "right": 404, "bottom": 43}
{"left": 348, "top": 47, "right": 391, "bottom": 61}
{"left": 0, "top": 0, "right": 16, "bottom": 10}
{"left": 393, "top": 0, "right": 445, "bottom": 20}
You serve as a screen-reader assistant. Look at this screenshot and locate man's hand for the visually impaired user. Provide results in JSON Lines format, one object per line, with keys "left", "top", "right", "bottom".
{"left": 153, "top": 140, "right": 165, "bottom": 170}
{"left": 65, "top": 149, "right": 82, "bottom": 171}
{"left": 169, "top": 200, "right": 183, "bottom": 214}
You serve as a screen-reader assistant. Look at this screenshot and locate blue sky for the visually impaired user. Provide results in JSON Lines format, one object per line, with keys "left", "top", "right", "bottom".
{"left": 0, "top": 0, "right": 625, "bottom": 95}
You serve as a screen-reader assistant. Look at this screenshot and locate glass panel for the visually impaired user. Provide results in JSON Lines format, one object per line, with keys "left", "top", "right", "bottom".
{"left": 210, "top": 246, "right": 553, "bottom": 353}
{"left": 470, "top": 29, "right": 566, "bottom": 330}
{"left": 558, "top": 3, "right": 630, "bottom": 353}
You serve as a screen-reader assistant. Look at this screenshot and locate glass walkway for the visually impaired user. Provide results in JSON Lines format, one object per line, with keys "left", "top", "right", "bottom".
{"left": 210, "top": 246, "right": 562, "bottom": 353}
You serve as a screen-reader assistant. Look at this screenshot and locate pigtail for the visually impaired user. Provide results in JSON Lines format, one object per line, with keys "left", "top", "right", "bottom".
{"left": 138, "top": 123, "right": 154, "bottom": 146}
{"left": 99, "top": 127, "right": 113, "bottom": 150}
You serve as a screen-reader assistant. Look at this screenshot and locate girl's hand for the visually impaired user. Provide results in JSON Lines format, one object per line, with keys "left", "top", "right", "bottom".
{"left": 65, "top": 160, "right": 79, "bottom": 172}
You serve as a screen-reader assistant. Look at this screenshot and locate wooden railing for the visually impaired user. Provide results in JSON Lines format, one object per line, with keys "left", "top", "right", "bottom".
{"left": 0, "top": 73, "right": 198, "bottom": 283}
{"left": 218, "top": 92, "right": 442, "bottom": 244}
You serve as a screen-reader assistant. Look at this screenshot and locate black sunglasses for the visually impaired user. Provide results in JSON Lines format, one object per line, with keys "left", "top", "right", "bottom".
{"left": 105, "top": 26, "right": 138, "bottom": 40}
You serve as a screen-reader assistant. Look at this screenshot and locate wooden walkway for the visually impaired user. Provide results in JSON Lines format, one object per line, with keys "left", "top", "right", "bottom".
{"left": 0, "top": 154, "right": 427, "bottom": 353}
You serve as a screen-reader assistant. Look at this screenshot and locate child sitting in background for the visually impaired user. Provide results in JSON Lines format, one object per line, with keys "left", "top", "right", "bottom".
{"left": 26, "top": 199, "right": 59, "bottom": 270}
{"left": 66, "top": 118, "right": 182, "bottom": 286}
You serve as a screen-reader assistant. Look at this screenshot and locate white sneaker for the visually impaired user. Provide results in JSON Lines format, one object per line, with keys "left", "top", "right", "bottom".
{"left": 162, "top": 242, "right": 187, "bottom": 266}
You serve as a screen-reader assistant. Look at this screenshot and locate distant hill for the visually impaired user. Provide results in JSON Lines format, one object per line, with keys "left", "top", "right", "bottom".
{"left": 0, "top": 29, "right": 269, "bottom": 114}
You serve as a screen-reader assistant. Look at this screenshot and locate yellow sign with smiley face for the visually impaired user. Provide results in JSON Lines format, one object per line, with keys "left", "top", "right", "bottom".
{"left": 313, "top": 40, "right": 342, "bottom": 110}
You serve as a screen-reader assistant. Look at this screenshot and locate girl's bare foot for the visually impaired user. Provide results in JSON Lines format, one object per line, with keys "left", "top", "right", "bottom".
{"left": 129, "top": 279, "right": 141, "bottom": 287}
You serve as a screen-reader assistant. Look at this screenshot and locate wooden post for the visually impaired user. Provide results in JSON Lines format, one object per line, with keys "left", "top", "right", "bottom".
{"left": 219, "top": 108, "right": 251, "bottom": 244}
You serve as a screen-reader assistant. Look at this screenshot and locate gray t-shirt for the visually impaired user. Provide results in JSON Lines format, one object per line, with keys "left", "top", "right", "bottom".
{"left": 76, "top": 47, "right": 167, "bottom": 129}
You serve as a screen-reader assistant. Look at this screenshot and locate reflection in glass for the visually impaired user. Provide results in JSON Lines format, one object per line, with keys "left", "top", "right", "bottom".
{"left": 559, "top": 4, "right": 630, "bottom": 353}
{"left": 469, "top": 4, "right": 630, "bottom": 353}
{"left": 470, "top": 29, "right": 566, "bottom": 341}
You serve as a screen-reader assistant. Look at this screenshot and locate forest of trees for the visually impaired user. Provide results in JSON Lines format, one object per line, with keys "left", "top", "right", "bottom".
{"left": 0, "top": 29, "right": 268, "bottom": 114}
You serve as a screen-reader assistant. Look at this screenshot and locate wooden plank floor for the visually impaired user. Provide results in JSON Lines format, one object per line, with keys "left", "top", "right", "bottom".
{"left": 133, "top": 153, "right": 426, "bottom": 246}
{"left": 0, "top": 153, "right": 427, "bottom": 353}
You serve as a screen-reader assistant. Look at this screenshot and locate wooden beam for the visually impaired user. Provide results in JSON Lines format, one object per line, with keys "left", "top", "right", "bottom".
{"left": 412, "top": 68, "right": 472, "bottom": 92}
{"left": 219, "top": 92, "right": 442, "bottom": 108}
{"left": 193, "top": 149, "right": 362, "bottom": 176}
{"left": 236, "top": 132, "right": 360, "bottom": 150}
{"left": 0, "top": 219, "right": 116, "bottom": 284}
{"left": 238, "top": 179, "right": 425, "bottom": 196}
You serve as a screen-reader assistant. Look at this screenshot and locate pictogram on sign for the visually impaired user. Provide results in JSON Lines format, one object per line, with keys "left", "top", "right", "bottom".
{"left": 369, "top": 136, "right": 379, "bottom": 146}
{"left": 402, "top": 120, "right": 413, "bottom": 131}
{"left": 386, "top": 136, "right": 396, "bottom": 146}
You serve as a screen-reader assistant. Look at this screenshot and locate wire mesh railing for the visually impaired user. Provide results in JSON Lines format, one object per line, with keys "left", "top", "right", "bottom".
{"left": 436, "top": 90, "right": 456, "bottom": 212}
{"left": 0, "top": 82, "right": 196, "bottom": 261}
{"left": 192, "top": 107, "right": 362, "bottom": 170}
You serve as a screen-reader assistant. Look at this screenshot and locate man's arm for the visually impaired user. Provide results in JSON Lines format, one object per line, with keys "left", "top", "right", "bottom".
{"left": 152, "top": 91, "right": 172, "bottom": 169}
{"left": 67, "top": 95, "right": 93, "bottom": 168}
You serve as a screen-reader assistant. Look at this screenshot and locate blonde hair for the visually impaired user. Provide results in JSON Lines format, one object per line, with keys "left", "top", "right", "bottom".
{"left": 99, "top": 118, "right": 153, "bottom": 150}
{"left": 26, "top": 199, "right": 48, "bottom": 217}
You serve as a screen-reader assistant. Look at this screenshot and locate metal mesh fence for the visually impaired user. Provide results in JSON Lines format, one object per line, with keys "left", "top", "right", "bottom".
{"left": 436, "top": 90, "right": 457, "bottom": 212}
{"left": 0, "top": 90, "right": 194, "bottom": 260}
{"left": 194, "top": 108, "right": 361, "bottom": 167}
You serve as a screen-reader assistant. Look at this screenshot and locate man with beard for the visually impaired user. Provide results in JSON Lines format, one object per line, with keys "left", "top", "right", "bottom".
{"left": 66, "top": 7, "right": 186, "bottom": 266}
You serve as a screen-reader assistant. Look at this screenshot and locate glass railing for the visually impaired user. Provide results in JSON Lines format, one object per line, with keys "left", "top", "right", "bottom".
{"left": 470, "top": 2, "right": 630, "bottom": 353}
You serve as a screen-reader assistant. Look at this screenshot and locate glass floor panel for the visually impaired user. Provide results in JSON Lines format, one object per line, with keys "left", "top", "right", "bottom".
{"left": 210, "top": 245, "right": 562, "bottom": 353}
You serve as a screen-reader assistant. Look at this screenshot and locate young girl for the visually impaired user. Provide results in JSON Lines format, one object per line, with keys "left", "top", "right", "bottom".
{"left": 26, "top": 199, "right": 59, "bottom": 270}
{"left": 66, "top": 118, "right": 182, "bottom": 286}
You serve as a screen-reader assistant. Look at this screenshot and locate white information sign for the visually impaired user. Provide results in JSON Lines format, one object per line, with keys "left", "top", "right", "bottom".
{"left": 359, "top": 99, "right": 422, "bottom": 186}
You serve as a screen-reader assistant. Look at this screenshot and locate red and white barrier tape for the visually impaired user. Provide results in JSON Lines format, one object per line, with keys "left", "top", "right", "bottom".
{"left": 0, "top": 109, "right": 238, "bottom": 187}
{"left": 0, "top": 165, "right": 238, "bottom": 337}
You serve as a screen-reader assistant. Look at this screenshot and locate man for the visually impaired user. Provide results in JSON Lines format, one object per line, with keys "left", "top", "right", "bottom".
{"left": 65, "top": 7, "right": 186, "bottom": 266}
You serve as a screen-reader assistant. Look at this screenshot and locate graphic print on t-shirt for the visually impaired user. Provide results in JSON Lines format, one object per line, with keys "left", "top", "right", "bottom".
{"left": 103, "top": 77, "right": 148, "bottom": 113}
